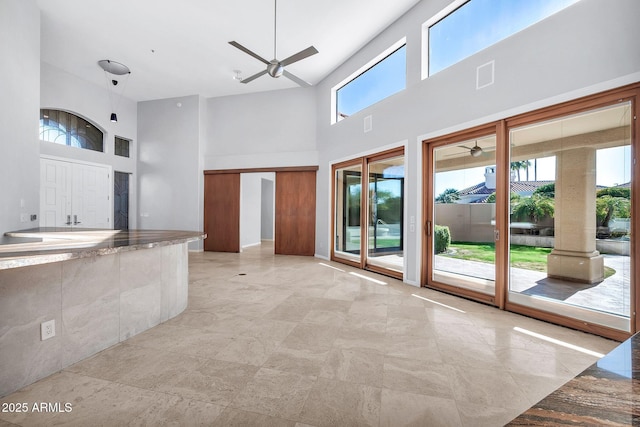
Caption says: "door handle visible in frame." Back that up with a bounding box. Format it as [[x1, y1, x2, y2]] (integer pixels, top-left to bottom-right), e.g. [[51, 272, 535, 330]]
[[73, 215, 81, 225], [65, 215, 72, 225]]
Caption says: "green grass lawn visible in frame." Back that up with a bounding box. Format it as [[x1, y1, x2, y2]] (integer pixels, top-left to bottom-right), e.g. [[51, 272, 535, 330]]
[[443, 241, 615, 277], [369, 237, 401, 248]]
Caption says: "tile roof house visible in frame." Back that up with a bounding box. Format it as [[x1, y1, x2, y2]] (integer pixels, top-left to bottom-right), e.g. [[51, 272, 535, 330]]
[[455, 167, 555, 203]]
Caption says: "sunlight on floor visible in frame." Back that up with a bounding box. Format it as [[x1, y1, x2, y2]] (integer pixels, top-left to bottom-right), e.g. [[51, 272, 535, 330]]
[[411, 294, 466, 313], [514, 326, 605, 357], [349, 272, 387, 285], [318, 262, 345, 272]]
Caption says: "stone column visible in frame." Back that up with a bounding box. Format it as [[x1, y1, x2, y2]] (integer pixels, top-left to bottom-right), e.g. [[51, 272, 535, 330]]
[[547, 147, 604, 283]]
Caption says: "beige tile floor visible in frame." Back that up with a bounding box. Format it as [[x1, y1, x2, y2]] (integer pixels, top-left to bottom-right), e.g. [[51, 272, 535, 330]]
[[0, 243, 619, 426]]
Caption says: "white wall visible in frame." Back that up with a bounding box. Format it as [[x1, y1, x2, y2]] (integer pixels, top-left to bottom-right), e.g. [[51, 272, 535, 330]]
[[313, 0, 640, 284], [137, 95, 204, 249], [240, 172, 274, 248], [0, 0, 40, 234], [40, 62, 138, 228], [204, 87, 318, 170], [7, 0, 636, 285], [261, 177, 274, 240]]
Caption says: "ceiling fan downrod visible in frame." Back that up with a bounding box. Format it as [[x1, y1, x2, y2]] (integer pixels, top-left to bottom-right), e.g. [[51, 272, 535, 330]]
[[227, 0, 318, 87]]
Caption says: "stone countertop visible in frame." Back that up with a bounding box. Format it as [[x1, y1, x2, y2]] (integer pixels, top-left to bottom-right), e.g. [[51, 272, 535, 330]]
[[0, 228, 206, 270], [507, 332, 640, 425]]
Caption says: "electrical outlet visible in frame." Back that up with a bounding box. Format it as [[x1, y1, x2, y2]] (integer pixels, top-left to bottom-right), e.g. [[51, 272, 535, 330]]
[[41, 319, 55, 341]]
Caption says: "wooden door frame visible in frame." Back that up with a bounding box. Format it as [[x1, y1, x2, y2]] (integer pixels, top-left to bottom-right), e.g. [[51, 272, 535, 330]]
[[330, 158, 366, 270], [421, 82, 640, 341], [204, 166, 318, 175], [203, 166, 319, 254], [502, 84, 640, 341], [329, 146, 405, 280], [422, 122, 503, 307]]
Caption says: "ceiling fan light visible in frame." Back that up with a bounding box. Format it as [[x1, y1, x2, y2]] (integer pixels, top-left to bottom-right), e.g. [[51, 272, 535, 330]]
[[470, 146, 482, 157]]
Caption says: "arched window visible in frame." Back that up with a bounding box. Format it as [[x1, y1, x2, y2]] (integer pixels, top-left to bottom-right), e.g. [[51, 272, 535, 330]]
[[40, 109, 104, 152]]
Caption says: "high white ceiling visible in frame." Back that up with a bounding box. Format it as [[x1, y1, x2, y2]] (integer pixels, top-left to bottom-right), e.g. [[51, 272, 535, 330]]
[[36, 0, 420, 102]]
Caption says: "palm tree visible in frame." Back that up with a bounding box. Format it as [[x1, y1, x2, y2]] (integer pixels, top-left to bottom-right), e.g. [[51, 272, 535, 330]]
[[510, 160, 531, 181], [512, 195, 554, 223], [533, 183, 555, 198], [435, 188, 460, 203], [486, 191, 521, 204], [596, 195, 630, 227]]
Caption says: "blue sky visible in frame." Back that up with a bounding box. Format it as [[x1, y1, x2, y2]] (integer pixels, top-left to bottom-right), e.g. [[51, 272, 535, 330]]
[[337, 0, 629, 199], [429, 0, 580, 75], [337, 45, 406, 118], [337, 0, 580, 118]]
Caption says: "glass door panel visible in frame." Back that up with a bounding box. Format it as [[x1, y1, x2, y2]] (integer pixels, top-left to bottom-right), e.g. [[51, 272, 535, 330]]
[[366, 156, 404, 273], [432, 135, 497, 295], [334, 164, 363, 264], [114, 171, 130, 230], [508, 102, 632, 332]]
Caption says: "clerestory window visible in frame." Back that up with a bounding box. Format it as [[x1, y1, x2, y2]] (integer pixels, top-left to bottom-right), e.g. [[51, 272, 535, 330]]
[[425, 0, 580, 77], [333, 39, 406, 124]]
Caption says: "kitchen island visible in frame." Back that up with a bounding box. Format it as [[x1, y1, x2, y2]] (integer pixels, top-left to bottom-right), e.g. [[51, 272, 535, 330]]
[[508, 332, 639, 425], [0, 228, 205, 397]]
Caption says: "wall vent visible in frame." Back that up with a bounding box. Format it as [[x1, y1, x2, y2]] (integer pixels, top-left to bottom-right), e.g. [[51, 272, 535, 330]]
[[364, 115, 373, 133], [476, 60, 495, 90]]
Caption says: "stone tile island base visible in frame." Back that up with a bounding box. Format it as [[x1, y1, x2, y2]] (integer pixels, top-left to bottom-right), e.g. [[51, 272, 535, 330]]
[[0, 229, 204, 397]]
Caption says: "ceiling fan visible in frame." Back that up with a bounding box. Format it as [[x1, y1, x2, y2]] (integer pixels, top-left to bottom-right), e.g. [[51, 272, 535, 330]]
[[443, 140, 498, 158], [460, 141, 483, 157], [228, 0, 318, 87]]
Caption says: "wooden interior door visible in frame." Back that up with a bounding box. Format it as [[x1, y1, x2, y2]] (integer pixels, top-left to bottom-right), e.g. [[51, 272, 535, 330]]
[[275, 170, 316, 255], [204, 173, 240, 252]]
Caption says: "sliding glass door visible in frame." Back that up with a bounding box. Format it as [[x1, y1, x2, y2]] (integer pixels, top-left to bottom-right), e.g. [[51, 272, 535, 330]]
[[366, 155, 404, 274], [429, 134, 498, 301], [507, 102, 633, 332], [332, 148, 405, 278], [423, 85, 638, 339], [334, 162, 363, 265]]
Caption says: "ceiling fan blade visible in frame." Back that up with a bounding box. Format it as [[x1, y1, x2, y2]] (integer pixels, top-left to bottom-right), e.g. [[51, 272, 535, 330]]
[[280, 46, 318, 67], [229, 41, 270, 65], [240, 69, 268, 84], [283, 70, 312, 87]]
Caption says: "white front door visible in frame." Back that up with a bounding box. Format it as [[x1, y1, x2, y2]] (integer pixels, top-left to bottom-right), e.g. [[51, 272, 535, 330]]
[[41, 158, 70, 227], [40, 158, 111, 228]]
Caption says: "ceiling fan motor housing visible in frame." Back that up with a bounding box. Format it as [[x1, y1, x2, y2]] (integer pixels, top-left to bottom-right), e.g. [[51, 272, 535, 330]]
[[268, 60, 284, 78]]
